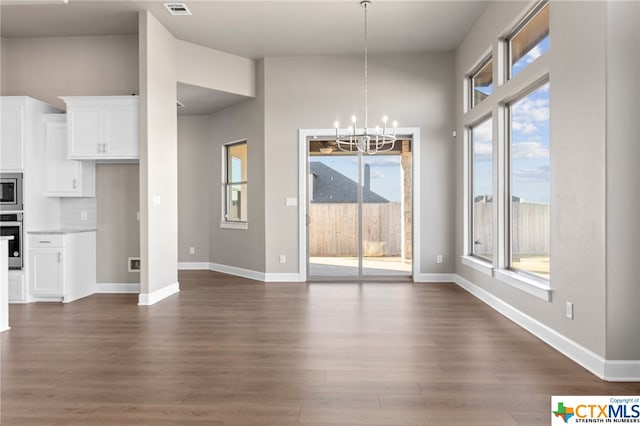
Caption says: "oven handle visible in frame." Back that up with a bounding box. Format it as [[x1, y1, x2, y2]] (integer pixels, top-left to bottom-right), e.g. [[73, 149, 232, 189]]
[[0, 222, 22, 227]]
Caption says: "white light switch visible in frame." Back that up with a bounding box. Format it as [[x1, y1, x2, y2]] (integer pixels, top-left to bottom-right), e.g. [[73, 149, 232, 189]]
[[152, 195, 161, 206], [80, 211, 88, 221], [285, 197, 298, 207]]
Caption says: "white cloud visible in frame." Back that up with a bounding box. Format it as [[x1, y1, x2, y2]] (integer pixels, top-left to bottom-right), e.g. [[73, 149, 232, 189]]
[[473, 141, 492, 160], [369, 168, 385, 179], [513, 165, 549, 183], [512, 141, 549, 159], [524, 45, 542, 64], [472, 120, 492, 144], [512, 121, 538, 135]]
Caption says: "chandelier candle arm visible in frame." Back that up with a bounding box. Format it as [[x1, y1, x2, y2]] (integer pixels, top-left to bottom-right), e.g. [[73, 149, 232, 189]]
[[333, 0, 397, 155]]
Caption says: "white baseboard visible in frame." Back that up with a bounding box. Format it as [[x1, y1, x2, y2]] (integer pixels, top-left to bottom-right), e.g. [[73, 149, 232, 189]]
[[180, 262, 305, 283], [603, 360, 640, 382], [178, 262, 210, 270], [453, 274, 640, 382], [413, 273, 456, 283], [138, 282, 180, 306], [96, 283, 140, 294], [209, 262, 265, 281], [264, 273, 305, 282]]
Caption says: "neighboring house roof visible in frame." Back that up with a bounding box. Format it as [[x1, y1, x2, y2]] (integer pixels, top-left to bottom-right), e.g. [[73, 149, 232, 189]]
[[310, 162, 389, 203]]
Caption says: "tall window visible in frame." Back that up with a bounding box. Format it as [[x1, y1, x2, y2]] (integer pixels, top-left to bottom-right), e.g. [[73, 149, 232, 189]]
[[509, 82, 550, 279], [508, 1, 549, 79], [471, 118, 493, 261], [224, 141, 247, 222]]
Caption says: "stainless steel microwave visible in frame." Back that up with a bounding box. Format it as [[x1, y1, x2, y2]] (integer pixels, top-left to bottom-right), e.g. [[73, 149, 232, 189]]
[[0, 173, 23, 211]]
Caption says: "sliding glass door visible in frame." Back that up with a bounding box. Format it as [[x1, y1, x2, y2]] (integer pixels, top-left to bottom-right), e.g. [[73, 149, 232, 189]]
[[307, 138, 412, 280]]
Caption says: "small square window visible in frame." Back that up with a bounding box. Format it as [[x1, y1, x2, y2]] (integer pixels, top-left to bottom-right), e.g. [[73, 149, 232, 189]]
[[470, 57, 493, 108], [509, 1, 549, 79]]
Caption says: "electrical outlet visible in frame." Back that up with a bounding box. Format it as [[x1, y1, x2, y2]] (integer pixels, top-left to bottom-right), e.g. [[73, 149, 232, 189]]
[[436, 255, 443, 264], [279, 254, 286, 264], [566, 302, 574, 319], [80, 211, 88, 221], [189, 247, 195, 255]]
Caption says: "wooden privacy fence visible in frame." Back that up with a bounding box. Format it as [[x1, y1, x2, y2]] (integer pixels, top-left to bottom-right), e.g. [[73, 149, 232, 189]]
[[309, 203, 402, 257], [474, 201, 550, 257]]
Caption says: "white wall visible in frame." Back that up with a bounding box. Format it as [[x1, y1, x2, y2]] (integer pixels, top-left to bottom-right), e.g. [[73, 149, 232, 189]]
[[178, 115, 211, 264], [263, 53, 455, 275], [455, 1, 639, 364], [138, 11, 178, 299], [208, 60, 266, 272]]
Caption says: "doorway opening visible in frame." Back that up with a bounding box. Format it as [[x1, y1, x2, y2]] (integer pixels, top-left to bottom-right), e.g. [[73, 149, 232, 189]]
[[305, 135, 414, 280]]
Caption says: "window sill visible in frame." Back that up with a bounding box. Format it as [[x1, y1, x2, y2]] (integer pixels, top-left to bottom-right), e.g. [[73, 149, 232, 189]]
[[219, 221, 248, 230], [494, 269, 551, 302], [461, 255, 494, 276]]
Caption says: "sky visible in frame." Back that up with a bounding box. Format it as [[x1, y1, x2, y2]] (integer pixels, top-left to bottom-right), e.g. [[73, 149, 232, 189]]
[[473, 36, 550, 205]]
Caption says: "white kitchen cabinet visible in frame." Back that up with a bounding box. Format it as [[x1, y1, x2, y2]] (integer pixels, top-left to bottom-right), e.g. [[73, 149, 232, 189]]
[[28, 231, 96, 303], [60, 96, 139, 161], [43, 114, 95, 197], [8, 270, 26, 303]]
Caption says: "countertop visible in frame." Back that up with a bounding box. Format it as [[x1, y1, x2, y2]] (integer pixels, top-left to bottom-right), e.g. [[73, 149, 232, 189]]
[[27, 229, 96, 235]]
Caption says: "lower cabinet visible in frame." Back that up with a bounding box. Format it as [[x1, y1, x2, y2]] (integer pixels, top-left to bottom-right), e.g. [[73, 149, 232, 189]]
[[28, 232, 96, 303]]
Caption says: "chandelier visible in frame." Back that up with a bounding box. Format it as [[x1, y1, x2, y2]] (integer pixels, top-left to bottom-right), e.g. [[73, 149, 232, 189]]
[[334, 0, 397, 155]]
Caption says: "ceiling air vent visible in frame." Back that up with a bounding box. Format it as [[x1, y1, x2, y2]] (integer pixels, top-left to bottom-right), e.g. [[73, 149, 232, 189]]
[[164, 3, 192, 16]]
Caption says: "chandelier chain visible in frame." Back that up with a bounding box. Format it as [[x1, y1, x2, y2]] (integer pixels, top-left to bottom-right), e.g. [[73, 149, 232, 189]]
[[364, 1, 368, 131], [333, 0, 397, 155]]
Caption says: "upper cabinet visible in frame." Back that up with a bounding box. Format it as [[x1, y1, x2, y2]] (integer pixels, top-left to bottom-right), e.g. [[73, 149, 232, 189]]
[[43, 114, 95, 197], [59, 96, 139, 161], [1, 98, 25, 171]]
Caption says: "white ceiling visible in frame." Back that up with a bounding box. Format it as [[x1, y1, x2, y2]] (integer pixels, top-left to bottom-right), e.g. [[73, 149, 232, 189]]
[[1, 0, 489, 115]]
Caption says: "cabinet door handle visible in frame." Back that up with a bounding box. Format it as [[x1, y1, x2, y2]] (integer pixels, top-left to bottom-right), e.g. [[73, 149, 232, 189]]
[[72, 179, 77, 189], [57, 252, 62, 263], [38, 240, 51, 244], [97, 143, 102, 153], [103, 143, 108, 153]]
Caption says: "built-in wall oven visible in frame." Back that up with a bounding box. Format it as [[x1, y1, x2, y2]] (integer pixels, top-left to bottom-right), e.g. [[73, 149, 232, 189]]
[[0, 212, 23, 269], [0, 173, 23, 211]]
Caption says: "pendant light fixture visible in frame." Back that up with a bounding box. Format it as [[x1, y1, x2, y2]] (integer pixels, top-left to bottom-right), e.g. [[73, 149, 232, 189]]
[[334, 0, 397, 154]]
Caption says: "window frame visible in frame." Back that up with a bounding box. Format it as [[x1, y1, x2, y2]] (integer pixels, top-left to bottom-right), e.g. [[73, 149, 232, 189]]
[[506, 79, 550, 283], [220, 139, 248, 230], [469, 115, 495, 264], [506, 0, 549, 81], [468, 54, 494, 110], [461, 0, 551, 300]]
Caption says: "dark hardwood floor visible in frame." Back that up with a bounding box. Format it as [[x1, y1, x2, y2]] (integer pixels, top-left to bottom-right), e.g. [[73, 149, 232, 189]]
[[2, 271, 638, 425]]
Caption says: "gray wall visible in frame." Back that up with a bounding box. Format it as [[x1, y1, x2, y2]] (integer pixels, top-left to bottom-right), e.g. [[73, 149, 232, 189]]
[[605, 1, 640, 360], [1, 34, 139, 284], [178, 115, 211, 263], [96, 164, 140, 284], [1, 35, 138, 110], [208, 60, 266, 272], [262, 53, 455, 274], [138, 11, 178, 295], [455, 1, 639, 360]]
